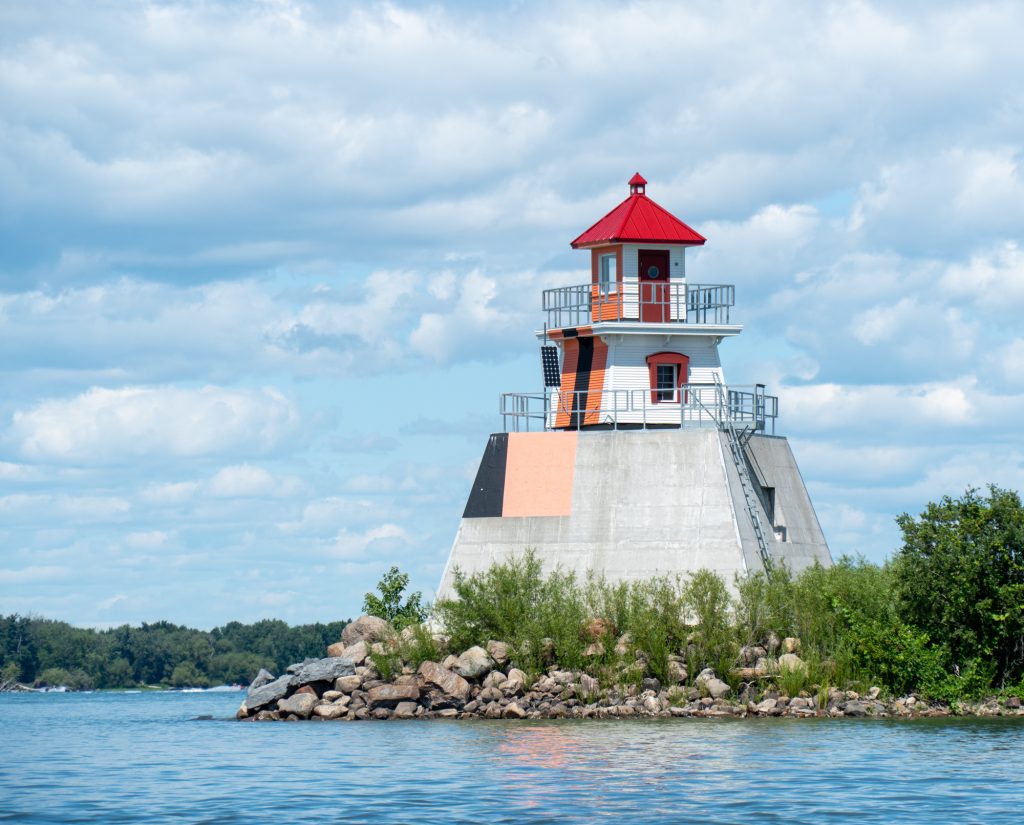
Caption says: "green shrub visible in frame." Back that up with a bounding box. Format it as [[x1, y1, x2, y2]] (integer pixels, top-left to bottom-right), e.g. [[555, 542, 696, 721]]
[[894, 486, 1024, 689]]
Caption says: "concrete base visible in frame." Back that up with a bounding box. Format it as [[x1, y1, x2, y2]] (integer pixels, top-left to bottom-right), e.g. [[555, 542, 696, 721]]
[[437, 429, 831, 600]]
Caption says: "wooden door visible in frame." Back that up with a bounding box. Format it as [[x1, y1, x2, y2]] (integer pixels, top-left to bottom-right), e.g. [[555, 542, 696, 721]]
[[638, 250, 670, 322]]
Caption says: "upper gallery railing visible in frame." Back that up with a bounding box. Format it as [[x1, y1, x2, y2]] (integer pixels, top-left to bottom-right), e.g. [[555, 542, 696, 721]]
[[500, 383, 777, 434], [542, 282, 735, 329]]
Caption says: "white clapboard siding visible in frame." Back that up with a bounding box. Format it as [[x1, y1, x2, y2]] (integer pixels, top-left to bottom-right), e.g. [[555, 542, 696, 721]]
[[596, 333, 723, 425], [620, 244, 687, 321]]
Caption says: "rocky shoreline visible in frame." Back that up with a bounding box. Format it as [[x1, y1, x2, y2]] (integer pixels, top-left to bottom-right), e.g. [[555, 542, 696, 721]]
[[237, 615, 1024, 723]]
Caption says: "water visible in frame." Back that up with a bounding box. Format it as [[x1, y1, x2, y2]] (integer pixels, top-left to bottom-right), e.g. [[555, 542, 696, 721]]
[[3, 692, 1024, 824]]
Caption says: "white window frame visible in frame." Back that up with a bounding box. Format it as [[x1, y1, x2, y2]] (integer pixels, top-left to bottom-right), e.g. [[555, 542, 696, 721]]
[[598, 253, 617, 295], [655, 363, 678, 403]]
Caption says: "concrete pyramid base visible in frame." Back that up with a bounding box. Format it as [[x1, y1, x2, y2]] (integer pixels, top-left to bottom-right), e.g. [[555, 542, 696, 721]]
[[437, 429, 831, 600]]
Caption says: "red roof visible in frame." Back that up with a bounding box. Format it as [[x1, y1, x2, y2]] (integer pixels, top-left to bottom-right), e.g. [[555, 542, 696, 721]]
[[571, 174, 706, 248]]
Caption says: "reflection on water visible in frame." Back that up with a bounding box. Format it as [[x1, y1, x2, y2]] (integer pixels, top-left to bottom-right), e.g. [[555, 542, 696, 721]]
[[3, 693, 1024, 824]]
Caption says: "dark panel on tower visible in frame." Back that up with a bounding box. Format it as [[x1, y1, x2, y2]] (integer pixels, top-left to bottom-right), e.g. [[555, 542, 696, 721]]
[[541, 346, 561, 388], [462, 433, 509, 518]]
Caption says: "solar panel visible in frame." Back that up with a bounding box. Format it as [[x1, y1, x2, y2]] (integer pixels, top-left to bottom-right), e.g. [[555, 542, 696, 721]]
[[541, 346, 561, 387]]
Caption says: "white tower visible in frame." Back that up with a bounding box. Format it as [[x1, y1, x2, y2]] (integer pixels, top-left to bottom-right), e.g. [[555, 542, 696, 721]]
[[438, 175, 830, 598]]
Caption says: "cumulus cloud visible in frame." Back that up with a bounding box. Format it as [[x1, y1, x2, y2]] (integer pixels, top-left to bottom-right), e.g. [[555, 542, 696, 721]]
[[3, 0, 1024, 625], [8, 385, 298, 462]]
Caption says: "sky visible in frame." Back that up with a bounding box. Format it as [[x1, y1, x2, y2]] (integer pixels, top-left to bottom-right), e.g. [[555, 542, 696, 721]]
[[2, 0, 1024, 629]]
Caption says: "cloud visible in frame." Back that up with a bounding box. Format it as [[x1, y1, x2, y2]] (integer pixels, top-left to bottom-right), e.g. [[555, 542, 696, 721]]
[[206, 464, 305, 498], [8, 385, 298, 462], [324, 524, 412, 560], [0, 565, 72, 584]]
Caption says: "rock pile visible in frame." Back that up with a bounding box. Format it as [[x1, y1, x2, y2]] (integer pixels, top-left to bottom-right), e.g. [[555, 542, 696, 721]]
[[235, 618, 1024, 722]]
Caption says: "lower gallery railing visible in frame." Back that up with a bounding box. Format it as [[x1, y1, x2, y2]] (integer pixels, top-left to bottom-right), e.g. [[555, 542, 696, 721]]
[[500, 384, 778, 434]]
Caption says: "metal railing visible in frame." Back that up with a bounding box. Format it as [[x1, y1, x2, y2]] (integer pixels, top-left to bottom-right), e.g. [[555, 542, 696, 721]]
[[542, 282, 735, 329], [500, 383, 777, 434]]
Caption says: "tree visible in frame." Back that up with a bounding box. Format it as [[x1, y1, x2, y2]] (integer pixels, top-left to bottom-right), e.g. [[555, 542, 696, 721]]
[[894, 486, 1024, 688], [363, 566, 428, 630]]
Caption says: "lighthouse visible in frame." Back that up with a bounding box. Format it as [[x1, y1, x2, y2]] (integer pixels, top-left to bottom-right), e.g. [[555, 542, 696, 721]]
[[437, 175, 831, 598]]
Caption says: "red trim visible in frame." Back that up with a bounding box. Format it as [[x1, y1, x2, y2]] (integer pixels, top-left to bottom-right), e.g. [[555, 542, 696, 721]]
[[646, 352, 689, 404]]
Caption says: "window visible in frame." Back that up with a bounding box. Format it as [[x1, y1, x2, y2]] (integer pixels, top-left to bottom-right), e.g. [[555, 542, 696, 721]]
[[646, 351, 689, 405], [656, 364, 677, 402], [599, 253, 617, 295]]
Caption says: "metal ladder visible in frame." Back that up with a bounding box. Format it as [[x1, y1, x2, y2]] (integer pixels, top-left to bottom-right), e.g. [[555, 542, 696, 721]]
[[716, 384, 774, 576]]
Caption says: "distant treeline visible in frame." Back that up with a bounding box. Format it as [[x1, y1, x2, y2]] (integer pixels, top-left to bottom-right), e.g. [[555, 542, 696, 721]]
[[0, 616, 349, 689]]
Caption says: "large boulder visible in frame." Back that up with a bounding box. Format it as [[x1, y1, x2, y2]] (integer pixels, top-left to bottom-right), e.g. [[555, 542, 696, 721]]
[[327, 642, 346, 658], [419, 661, 471, 701], [778, 653, 807, 675], [245, 674, 294, 710], [248, 668, 275, 691], [486, 640, 510, 666], [291, 657, 356, 686], [343, 641, 369, 666], [313, 703, 348, 720], [453, 646, 493, 680], [696, 668, 731, 700], [278, 693, 318, 718], [342, 615, 394, 646], [367, 684, 421, 708]]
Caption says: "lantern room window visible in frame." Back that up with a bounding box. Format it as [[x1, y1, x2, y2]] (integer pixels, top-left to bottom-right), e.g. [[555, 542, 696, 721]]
[[599, 253, 617, 295]]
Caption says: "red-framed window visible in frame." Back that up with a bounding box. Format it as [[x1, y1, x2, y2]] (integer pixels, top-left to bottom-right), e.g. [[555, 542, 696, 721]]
[[646, 352, 689, 404]]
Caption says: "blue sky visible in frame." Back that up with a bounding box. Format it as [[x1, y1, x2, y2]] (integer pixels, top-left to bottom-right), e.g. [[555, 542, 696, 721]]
[[2, 0, 1024, 629]]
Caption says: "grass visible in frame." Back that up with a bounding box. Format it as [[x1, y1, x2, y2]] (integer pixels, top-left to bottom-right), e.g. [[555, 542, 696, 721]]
[[428, 550, 1002, 702]]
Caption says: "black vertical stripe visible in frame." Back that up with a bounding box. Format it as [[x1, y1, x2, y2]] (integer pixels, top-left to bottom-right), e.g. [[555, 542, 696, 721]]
[[569, 337, 594, 429], [462, 433, 508, 517]]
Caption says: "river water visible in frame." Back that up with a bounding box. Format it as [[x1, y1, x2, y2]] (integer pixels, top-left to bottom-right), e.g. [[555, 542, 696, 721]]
[[2, 691, 1023, 823]]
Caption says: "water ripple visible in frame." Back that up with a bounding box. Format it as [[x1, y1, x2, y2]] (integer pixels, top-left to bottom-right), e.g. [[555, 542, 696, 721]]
[[3, 693, 1024, 824]]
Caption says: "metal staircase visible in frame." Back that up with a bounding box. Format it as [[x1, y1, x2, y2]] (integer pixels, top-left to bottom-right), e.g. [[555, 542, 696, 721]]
[[715, 382, 774, 576]]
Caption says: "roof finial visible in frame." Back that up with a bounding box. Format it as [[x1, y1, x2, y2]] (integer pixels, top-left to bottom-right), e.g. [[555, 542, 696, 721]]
[[628, 172, 647, 195]]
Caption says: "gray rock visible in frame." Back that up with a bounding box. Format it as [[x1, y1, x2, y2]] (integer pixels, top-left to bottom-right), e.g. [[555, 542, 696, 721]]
[[667, 661, 687, 684], [367, 684, 420, 708], [291, 657, 356, 686], [482, 671, 507, 689], [248, 668, 275, 691], [334, 675, 362, 693], [503, 702, 527, 719], [642, 677, 661, 693], [703, 678, 732, 700], [246, 674, 294, 710], [755, 697, 778, 714], [844, 700, 868, 717], [278, 693, 318, 718], [486, 640, 510, 666], [342, 640, 368, 666], [419, 661, 471, 701], [286, 658, 316, 674], [393, 701, 418, 719], [342, 615, 394, 646], [778, 653, 807, 675], [454, 646, 493, 680], [313, 703, 348, 720]]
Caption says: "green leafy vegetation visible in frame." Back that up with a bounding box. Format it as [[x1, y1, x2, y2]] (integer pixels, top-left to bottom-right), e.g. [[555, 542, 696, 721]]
[[0, 616, 349, 689], [434, 486, 1024, 701], [363, 566, 429, 631]]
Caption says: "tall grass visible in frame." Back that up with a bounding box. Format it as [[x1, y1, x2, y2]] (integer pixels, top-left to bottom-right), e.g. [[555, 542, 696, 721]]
[[433, 551, 989, 700]]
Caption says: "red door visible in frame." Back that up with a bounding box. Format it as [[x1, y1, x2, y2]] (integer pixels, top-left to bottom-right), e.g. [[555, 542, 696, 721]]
[[638, 250, 670, 322]]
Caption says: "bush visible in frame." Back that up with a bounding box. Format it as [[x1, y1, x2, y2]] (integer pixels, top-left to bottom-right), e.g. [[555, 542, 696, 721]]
[[894, 486, 1024, 688], [363, 567, 428, 631]]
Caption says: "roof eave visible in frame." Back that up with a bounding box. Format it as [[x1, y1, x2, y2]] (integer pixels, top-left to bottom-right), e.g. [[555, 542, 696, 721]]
[[570, 237, 707, 249]]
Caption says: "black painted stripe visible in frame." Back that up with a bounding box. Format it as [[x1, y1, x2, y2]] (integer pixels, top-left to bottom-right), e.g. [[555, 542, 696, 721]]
[[569, 337, 594, 429], [462, 433, 508, 518]]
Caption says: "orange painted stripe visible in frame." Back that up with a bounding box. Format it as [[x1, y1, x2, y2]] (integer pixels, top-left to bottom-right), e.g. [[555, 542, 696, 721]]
[[501, 432, 577, 517]]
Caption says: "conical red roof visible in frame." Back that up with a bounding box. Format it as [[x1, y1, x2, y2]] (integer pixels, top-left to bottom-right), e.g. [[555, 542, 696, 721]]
[[571, 175, 706, 248]]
